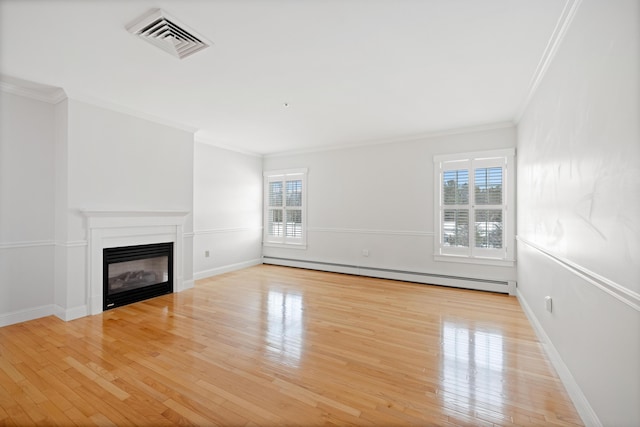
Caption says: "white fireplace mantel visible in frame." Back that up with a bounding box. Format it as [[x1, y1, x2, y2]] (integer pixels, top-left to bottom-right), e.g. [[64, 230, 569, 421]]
[[83, 210, 190, 315]]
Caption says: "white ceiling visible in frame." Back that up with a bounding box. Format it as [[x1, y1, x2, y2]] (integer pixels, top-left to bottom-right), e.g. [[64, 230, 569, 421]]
[[0, 0, 566, 155]]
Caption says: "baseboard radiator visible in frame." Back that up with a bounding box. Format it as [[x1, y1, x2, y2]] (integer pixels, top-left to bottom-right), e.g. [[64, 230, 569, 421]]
[[262, 256, 516, 295]]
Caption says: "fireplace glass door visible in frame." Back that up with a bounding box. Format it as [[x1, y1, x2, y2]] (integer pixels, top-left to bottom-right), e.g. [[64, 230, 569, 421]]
[[103, 242, 173, 310], [107, 256, 169, 294]]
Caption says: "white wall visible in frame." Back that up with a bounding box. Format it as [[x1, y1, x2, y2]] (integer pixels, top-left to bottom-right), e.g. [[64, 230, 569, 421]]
[[0, 91, 56, 325], [263, 126, 517, 289], [54, 99, 70, 321], [193, 142, 263, 278], [1, 88, 265, 324], [517, 0, 639, 425], [55, 99, 195, 318]]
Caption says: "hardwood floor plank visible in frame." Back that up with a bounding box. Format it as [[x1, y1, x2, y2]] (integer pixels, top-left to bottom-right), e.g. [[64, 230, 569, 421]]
[[63, 356, 130, 401], [3, 403, 35, 427], [273, 377, 362, 418], [197, 378, 281, 422], [33, 399, 75, 426], [162, 398, 222, 426], [89, 412, 119, 427], [0, 265, 582, 426], [0, 357, 25, 385]]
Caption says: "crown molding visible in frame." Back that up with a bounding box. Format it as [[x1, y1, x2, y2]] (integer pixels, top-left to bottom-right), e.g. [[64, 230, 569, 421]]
[[514, 0, 583, 123], [194, 134, 263, 158], [1, 77, 199, 134], [264, 121, 515, 158], [0, 80, 67, 104], [65, 91, 199, 134]]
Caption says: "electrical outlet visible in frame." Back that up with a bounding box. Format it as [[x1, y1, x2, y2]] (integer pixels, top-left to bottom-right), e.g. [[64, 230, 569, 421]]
[[362, 249, 369, 257], [205, 250, 210, 257], [545, 296, 552, 313]]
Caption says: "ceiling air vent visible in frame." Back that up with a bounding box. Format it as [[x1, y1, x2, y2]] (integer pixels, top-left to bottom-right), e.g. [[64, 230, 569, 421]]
[[126, 9, 211, 59]]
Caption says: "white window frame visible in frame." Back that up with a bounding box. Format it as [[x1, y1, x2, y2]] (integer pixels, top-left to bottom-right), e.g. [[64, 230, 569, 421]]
[[263, 168, 308, 249], [433, 149, 515, 267]]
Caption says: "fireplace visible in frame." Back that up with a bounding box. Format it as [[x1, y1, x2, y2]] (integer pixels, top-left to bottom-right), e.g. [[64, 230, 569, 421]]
[[103, 242, 173, 310]]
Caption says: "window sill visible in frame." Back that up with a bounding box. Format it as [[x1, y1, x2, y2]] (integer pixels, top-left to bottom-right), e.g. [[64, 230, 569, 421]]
[[434, 255, 515, 267]]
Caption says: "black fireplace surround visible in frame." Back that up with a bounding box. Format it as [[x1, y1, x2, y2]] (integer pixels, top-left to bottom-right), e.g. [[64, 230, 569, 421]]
[[103, 242, 173, 310]]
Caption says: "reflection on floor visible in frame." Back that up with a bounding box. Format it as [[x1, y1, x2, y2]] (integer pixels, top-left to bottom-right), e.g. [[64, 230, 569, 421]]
[[0, 265, 582, 426]]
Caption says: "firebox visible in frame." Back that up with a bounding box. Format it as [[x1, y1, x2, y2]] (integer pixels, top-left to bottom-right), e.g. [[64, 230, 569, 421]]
[[103, 242, 173, 310]]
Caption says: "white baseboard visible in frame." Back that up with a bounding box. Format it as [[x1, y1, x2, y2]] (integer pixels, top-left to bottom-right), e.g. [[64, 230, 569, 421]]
[[193, 258, 263, 280], [516, 290, 602, 427], [180, 279, 195, 291], [262, 256, 512, 294], [54, 304, 88, 322], [265, 257, 359, 276], [0, 304, 55, 327]]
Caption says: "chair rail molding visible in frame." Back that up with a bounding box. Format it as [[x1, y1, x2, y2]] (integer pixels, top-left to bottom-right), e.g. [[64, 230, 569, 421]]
[[517, 236, 639, 312]]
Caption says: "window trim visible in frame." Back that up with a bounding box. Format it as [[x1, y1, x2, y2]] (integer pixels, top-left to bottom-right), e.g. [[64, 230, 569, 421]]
[[433, 149, 515, 267], [263, 168, 308, 249]]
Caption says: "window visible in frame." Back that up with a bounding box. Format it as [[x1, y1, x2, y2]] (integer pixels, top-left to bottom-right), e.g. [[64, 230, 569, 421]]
[[434, 149, 514, 266], [264, 169, 308, 248]]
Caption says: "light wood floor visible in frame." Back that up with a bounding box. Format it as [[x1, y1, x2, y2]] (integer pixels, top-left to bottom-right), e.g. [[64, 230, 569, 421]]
[[0, 265, 582, 426]]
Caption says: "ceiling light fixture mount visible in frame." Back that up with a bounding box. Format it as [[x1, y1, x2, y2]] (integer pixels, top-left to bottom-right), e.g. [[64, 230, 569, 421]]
[[126, 8, 211, 59]]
